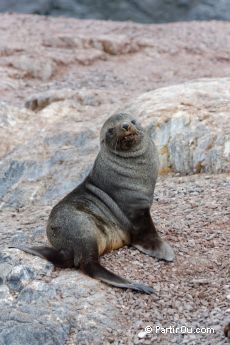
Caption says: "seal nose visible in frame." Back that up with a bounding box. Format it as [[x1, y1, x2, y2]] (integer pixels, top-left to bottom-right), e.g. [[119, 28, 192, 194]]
[[122, 123, 129, 131]]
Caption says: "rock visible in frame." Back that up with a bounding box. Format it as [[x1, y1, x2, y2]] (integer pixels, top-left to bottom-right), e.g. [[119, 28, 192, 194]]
[[8, 55, 56, 81], [0, 100, 99, 209], [25, 89, 75, 111], [137, 330, 148, 338], [25, 88, 106, 111], [0, 102, 35, 157], [0, 249, 120, 345], [6, 265, 35, 292], [95, 35, 141, 55], [125, 78, 230, 174], [1, 14, 230, 111], [1, 0, 230, 23], [0, 78, 230, 209]]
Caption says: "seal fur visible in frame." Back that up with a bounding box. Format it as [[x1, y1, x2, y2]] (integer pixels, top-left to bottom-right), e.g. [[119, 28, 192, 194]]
[[11, 112, 175, 294]]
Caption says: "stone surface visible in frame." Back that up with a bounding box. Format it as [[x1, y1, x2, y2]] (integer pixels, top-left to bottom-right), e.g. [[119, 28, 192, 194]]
[[1, 0, 230, 23], [0, 249, 119, 345], [1, 14, 230, 110], [0, 14, 229, 345], [1, 78, 229, 210], [125, 78, 230, 174]]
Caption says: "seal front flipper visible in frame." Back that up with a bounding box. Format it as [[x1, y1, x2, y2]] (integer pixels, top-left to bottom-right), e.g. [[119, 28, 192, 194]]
[[9, 245, 74, 268], [134, 240, 175, 262], [224, 322, 230, 338], [130, 209, 175, 262], [132, 230, 175, 262], [82, 261, 154, 294]]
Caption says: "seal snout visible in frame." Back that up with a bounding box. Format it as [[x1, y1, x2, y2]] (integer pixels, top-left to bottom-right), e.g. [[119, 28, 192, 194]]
[[121, 121, 138, 139], [121, 120, 138, 134], [122, 123, 130, 131]]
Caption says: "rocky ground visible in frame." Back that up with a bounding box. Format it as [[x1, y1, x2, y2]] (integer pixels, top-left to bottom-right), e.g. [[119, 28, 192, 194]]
[[0, 14, 229, 345], [103, 173, 230, 344]]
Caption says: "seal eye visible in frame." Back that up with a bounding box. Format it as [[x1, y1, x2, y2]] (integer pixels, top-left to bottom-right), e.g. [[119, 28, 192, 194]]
[[131, 120, 136, 125], [108, 127, 114, 135]]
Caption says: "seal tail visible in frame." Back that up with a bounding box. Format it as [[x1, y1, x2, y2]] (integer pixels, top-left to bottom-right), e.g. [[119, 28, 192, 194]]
[[9, 245, 74, 268], [81, 261, 155, 294]]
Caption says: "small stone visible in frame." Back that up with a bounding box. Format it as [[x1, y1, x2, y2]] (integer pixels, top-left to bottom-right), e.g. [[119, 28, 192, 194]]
[[137, 330, 148, 339]]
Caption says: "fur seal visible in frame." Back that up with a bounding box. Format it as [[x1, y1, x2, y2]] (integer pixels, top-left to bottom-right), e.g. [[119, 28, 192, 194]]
[[12, 112, 175, 294], [224, 322, 230, 338]]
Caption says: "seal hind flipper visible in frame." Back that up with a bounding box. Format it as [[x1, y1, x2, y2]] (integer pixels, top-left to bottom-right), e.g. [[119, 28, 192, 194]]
[[82, 261, 154, 294], [10, 246, 154, 294], [9, 245, 74, 268]]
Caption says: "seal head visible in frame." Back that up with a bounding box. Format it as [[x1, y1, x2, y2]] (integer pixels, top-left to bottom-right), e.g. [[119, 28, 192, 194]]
[[100, 112, 144, 152]]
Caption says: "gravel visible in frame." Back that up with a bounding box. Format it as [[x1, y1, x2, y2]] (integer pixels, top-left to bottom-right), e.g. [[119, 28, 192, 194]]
[[100, 173, 230, 344]]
